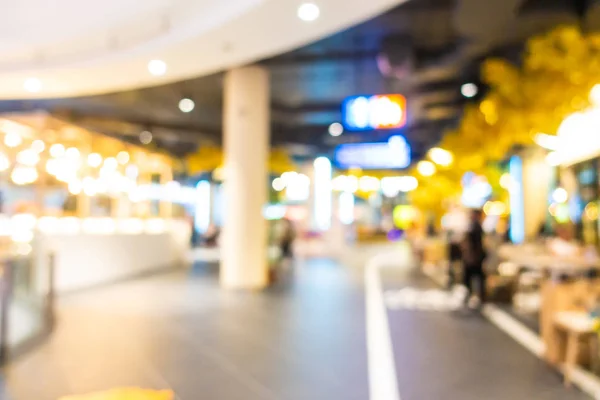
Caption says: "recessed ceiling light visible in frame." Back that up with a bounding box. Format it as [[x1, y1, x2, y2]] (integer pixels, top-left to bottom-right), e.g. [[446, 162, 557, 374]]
[[24, 78, 42, 93], [179, 98, 195, 113], [140, 130, 153, 145], [148, 60, 167, 76], [4, 132, 22, 148], [461, 83, 478, 98], [328, 122, 343, 137], [298, 3, 320, 22]]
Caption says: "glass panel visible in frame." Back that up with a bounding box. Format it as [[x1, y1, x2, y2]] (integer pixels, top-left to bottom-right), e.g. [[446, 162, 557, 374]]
[[7, 246, 51, 351]]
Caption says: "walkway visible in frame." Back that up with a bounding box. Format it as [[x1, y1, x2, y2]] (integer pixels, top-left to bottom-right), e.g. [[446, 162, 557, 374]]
[[0, 244, 591, 399], [381, 265, 588, 400], [2, 258, 370, 400]]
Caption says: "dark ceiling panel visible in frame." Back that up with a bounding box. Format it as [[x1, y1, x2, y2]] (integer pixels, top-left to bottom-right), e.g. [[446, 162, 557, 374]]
[[0, 0, 588, 159]]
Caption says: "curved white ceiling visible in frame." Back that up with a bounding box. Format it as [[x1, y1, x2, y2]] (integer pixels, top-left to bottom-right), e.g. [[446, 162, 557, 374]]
[[0, 0, 409, 99]]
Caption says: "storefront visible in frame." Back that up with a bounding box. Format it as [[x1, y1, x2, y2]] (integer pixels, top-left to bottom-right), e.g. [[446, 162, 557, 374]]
[[0, 112, 191, 292]]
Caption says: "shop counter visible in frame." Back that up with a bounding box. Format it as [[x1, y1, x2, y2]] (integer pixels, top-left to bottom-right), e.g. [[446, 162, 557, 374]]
[[31, 218, 191, 293]]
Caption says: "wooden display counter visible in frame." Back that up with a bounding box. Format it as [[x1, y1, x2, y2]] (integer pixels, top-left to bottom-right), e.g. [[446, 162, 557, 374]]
[[541, 277, 600, 367]]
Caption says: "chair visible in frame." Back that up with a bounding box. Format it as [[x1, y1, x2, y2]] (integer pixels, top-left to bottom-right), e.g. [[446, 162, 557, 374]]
[[553, 311, 598, 387]]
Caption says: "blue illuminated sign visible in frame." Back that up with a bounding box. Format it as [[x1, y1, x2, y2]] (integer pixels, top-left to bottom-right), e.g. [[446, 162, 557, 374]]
[[342, 94, 407, 131], [334, 136, 411, 170], [509, 156, 525, 244]]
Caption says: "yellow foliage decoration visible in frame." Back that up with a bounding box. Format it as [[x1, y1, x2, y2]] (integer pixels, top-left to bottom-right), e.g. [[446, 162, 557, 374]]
[[410, 25, 599, 215], [186, 146, 297, 176]]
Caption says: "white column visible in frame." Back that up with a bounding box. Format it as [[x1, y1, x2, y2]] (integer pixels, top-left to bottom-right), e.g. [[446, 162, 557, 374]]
[[302, 163, 316, 232], [221, 66, 269, 289], [313, 157, 332, 231]]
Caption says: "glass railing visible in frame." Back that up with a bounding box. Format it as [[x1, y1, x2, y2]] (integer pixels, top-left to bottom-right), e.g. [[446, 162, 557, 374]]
[[0, 247, 54, 361]]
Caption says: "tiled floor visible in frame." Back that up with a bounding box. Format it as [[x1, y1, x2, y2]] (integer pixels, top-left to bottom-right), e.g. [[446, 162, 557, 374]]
[[0, 243, 592, 399], [2, 258, 370, 400], [382, 266, 589, 400]]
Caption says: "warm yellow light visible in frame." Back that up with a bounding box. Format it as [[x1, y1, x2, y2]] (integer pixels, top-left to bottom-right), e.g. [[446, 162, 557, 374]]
[[146, 218, 166, 234], [11, 166, 38, 185], [15, 243, 33, 255], [37, 217, 59, 234], [393, 205, 416, 229], [103, 157, 118, 170], [118, 218, 145, 234], [585, 203, 599, 221], [483, 201, 507, 216], [332, 175, 347, 192], [82, 218, 116, 235], [68, 180, 82, 195], [111, 173, 132, 193], [128, 187, 144, 203], [117, 151, 130, 165], [333, 175, 359, 193], [591, 84, 600, 106], [534, 133, 559, 151], [87, 153, 102, 168], [65, 147, 80, 159], [212, 167, 224, 181], [552, 187, 568, 203], [382, 176, 418, 195], [399, 176, 418, 192], [11, 230, 34, 244], [359, 176, 380, 192], [56, 169, 77, 183], [32, 140, 45, 153], [499, 173, 512, 189], [126, 165, 139, 179], [0, 153, 10, 172], [428, 147, 453, 167], [50, 144, 65, 158], [12, 213, 37, 230], [16, 149, 39, 166], [272, 177, 285, 192], [281, 171, 298, 184], [83, 177, 97, 196], [95, 179, 108, 194], [147, 60, 167, 77], [23, 77, 42, 93], [45, 159, 59, 175], [483, 201, 492, 215], [4, 132, 22, 148], [417, 160, 436, 176], [346, 176, 359, 193], [498, 262, 519, 276], [546, 152, 561, 166]]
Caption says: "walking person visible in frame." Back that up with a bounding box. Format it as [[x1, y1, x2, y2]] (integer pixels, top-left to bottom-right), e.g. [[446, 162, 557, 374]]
[[446, 229, 462, 289], [279, 218, 296, 267], [461, 209, 487, 307]]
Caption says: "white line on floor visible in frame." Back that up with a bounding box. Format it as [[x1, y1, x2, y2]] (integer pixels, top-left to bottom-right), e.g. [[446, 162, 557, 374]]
[[481, 304, 545, 357], [365, 251, 403, 400], [422, 265, 600, 398], [482, 304, 600, 399]]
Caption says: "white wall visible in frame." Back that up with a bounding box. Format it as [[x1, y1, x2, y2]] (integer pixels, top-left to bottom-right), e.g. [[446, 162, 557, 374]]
[[36, 220, 190, 293]]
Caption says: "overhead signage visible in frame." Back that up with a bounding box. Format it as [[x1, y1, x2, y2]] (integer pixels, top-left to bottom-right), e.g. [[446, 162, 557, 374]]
[[334, 136, 411, 170], [342, 94, 407, 131]]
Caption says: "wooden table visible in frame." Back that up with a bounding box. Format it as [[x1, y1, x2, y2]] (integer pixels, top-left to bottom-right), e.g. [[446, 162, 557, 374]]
[[497, 244, 599, 274]]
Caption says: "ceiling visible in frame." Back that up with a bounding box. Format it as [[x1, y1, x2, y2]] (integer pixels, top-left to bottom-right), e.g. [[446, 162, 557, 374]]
[[2, 0, 600, 162], [0, 0, 407, 98]]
